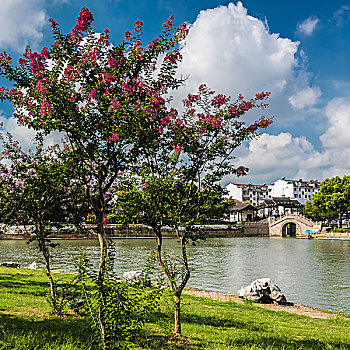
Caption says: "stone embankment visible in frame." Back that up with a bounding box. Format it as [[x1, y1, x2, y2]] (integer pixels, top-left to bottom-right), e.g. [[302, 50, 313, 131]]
[[306, 232, 350, 240], [0, 222, 270, 239]]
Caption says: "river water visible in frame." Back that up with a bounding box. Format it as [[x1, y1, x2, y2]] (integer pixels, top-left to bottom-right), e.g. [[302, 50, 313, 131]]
[[1, 237, 350, 313]]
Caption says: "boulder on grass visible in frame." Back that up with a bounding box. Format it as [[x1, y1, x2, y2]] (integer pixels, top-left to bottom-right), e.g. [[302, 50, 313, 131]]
[[28, 261, 37, 270], [123, 271, 151, 287], [0, 262, 20, 268], [237, 278, 287, 304]]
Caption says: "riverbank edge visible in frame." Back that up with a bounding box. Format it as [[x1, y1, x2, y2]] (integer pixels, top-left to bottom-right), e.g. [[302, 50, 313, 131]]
[[0, 265, 346, 320], [4, 233, 350, 241], [297, 234, 350, 241], [183, 288, 349, 319], [0, 231, 267, 240]]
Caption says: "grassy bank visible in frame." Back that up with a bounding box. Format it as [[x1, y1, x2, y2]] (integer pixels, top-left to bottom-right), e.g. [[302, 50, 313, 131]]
[[1, 267, 350, 349]]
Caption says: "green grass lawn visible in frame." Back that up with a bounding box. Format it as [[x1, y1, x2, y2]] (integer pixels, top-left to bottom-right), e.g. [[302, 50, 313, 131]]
[[1, 267, 350, 349]]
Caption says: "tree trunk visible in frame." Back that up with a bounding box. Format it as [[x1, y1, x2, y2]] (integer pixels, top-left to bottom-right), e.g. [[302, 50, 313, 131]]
[[339, 212, 342, 228], [38, 237, 57, 312], [174, 292, 181, 335], [97, 214, 108, 278], [155, 231, 175, 288], [96, 210, 107, 347], [172, 234, 191, 335]]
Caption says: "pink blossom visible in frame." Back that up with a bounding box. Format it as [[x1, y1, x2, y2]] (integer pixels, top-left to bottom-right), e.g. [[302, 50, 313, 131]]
[[234, 166, 249, 177], [134, 20, 143, 28], [73, 7, 94, 36], [175, 23, 188, 36], [48, 18, 58, 28], [18, 58, 26, 66], [211, 94, 230, 108], [255, 91, 271, 100], [163, 15, 175, 29], [124, 31, 132, 40], [174, 145, 182, 155], [88, 89, 96, 99], [103, 216, 108, 224], [164, 49, 181, 64], [40, 101, 52, 117]]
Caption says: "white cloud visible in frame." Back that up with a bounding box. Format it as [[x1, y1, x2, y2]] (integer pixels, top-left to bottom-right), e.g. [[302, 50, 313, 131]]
[[177, 2, 299, 100], [296, 16, 319, 36], [224, 133, 325, 185], [0, 115, 37, 147], [226, 97, 350, 185], [320, 98, 350, 151], [289, 86, 322, 109], [0, 114, 63, 149], [173, 1, 322, 132], [172, 2, 341, 185], [0, 0, 46, 51]]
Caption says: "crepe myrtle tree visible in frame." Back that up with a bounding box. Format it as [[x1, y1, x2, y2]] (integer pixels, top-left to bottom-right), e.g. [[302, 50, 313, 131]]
[[113, 85, 273, 335], [0, 134, 87, 313], [0, 7, 188, 276]]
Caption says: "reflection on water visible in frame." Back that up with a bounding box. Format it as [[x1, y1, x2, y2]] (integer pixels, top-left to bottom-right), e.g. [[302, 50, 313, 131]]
[[1, 237, 350, 313]]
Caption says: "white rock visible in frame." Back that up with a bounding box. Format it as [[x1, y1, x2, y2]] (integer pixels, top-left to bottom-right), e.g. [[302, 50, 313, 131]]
[[28, 261, 37, 270], [238, 278, 287, 304], [123, 271, 151, 287]]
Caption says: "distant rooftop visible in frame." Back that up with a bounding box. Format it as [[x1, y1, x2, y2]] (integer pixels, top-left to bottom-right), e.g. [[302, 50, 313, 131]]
[[257, 197, 303, 209], [279, 178, 321, 185]]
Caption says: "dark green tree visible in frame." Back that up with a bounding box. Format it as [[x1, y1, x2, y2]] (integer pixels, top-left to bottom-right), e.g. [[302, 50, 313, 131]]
[[304, 175, 350, 227]]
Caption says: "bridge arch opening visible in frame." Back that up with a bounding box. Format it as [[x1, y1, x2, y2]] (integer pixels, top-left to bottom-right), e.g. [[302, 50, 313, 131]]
[[282, 222, 298, 237]]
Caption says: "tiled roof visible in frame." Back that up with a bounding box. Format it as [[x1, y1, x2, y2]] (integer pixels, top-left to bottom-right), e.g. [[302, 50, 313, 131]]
[[257, 197, 303, 209], [233, 203, 258, 211]]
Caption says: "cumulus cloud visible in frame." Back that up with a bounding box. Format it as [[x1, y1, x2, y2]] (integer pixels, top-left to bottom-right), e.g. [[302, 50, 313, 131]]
[[224, 133, 325, 185], [177, 2, 299, 100], [225, 97, 350, 185], [0, 114, 63, 149], [289, 86, 322, 109], [0, 115, 37, 147], [0, 0, 46, 51], [171, 2, 343, 185], [173, 1, 323, 132], [296, 16, 319, 36], [320, 98, 350, 151]]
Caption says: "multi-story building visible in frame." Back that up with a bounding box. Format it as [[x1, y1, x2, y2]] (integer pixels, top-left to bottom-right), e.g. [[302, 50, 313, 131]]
[[226, 183, 269, 206], [226, 178, 321, 207], [268, 178, 320, 205]]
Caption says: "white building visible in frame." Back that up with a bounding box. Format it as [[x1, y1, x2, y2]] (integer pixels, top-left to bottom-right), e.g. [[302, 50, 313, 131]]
[[268, 178, 320, 205], [226, 183, 269, 206]]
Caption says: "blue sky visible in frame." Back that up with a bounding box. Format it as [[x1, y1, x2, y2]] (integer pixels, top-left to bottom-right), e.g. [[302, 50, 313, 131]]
[[1, 0, 350, 185]]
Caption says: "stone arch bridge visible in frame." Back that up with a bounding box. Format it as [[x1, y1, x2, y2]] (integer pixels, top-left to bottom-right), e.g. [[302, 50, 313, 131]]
[[268, 214, 322, 237]]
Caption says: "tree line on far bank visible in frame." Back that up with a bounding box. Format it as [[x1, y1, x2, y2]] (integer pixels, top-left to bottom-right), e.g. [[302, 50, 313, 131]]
[[0, 7, 273, 349], [303, 175, 350, 228]]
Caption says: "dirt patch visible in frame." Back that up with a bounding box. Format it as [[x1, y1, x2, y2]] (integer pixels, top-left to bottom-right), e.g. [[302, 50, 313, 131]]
[[183, 288, 346, 319]]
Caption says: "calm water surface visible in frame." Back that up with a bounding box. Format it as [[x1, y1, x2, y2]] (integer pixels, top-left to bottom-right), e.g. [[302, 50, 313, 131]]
[[1, 237, 350, 313]]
